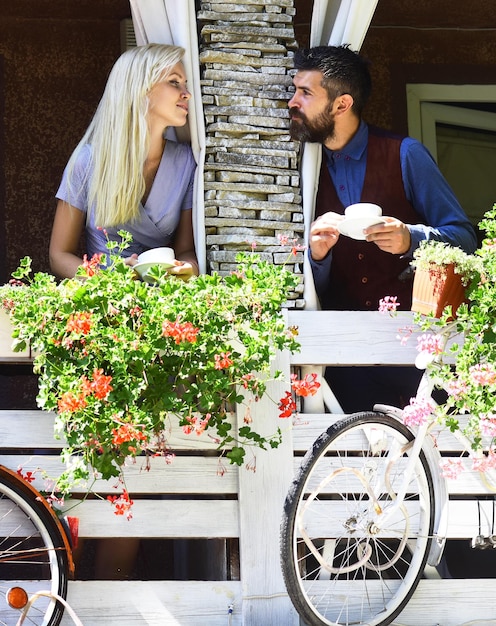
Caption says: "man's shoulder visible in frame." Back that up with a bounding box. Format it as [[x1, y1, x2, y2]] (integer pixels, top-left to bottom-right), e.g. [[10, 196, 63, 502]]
[[367, 124, 406, 143], [366, 125, 428, 158]]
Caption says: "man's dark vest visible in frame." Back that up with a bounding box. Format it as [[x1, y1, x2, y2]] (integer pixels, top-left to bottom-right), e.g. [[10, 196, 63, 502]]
[[315, 126, 425, 311]]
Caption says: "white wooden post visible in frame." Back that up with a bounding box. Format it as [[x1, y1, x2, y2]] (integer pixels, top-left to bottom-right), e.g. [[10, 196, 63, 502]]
[[236, 347, 299, 626]]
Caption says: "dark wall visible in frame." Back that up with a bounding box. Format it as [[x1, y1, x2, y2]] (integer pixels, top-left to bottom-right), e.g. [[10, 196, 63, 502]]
[[293, 0, 311, 48], [353, 1, 496, 134], [0, 0, 130, 407], [293, 1, 496, 134], [0, 0, 131, 283]]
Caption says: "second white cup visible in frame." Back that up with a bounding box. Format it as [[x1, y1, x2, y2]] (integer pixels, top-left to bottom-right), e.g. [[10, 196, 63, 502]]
[[344, 203, 382, 219]]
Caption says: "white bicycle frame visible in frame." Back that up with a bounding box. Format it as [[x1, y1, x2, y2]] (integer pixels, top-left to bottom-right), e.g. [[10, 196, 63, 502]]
[[373, 398, 449, 568], [371, 361, 450, 567], [372, 356, 496, 568]]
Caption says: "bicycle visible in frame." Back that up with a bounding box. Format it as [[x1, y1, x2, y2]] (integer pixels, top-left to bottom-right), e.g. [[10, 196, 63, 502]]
[[280, 355, 496, 626], [0, 463, 75, 626]]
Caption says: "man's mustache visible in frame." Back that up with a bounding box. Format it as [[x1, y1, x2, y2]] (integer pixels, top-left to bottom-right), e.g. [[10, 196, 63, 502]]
[[289, 107, 305, 120]]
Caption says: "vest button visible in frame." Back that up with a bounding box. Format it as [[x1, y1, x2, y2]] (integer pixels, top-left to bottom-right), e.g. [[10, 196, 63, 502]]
[[361, 277, 368, 284], [365, 300, 372, 307], [358, 253, 365, 260]]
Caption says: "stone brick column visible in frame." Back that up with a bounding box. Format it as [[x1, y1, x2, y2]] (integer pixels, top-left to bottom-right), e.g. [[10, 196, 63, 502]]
[[198, 0, 304, 308]]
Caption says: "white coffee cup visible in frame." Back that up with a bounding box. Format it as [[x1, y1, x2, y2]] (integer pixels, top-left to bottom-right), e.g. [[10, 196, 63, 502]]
[[137, 247, 175, 265], [344, 203, 382, 219]]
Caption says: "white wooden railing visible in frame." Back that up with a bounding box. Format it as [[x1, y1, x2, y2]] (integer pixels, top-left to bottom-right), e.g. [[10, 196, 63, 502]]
[[1, 310, 496, 625]]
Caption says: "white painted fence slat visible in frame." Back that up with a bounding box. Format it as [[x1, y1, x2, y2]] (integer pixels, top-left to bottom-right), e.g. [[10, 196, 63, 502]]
[[0, 454, 237, 494], [0, 410, 234, 450], [291, 413, 492, 454], [65, 499, 239, 538], [60, 581, 242, 626], [288, 310, 420, 365], [388, 579, 496, 625]]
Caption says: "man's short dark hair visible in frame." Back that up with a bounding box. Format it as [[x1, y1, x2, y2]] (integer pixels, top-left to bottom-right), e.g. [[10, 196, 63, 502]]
[[293, 45, 372, 116]]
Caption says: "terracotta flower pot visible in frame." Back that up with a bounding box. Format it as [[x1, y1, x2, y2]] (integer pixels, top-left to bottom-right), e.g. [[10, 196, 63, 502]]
[[411, 263, 467, 318]]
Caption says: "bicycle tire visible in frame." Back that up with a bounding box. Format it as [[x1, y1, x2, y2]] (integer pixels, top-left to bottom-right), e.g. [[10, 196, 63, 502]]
[[281, 411, 435, 626], [0, 465, 71, 626]]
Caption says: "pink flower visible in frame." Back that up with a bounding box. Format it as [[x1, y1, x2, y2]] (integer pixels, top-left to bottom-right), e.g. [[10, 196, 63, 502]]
[[112, 424, 148, 447], [90, 368, 113, 400], [292, 243, 305, 256], [214, 352, 233, 370], [397, 325, 414, 346], [107, 490, 134, 520], [82, 253, 103, 277], [241, 373, 256, 389], [57, 391, 88, 414], [66, 312, 92, 335], [480, 416, 496, 437], [416, 333, 444, 355], [278, 391, 296, 418], [378, 295, 400, 314], [162, 319, 199, 344], [469, 363, 496, 386], [182, 414, 211, 436], [243, 408, 252, 424], [402, 396, 434, 427], [472, 449, 496, 472], [445, 378, 468, 401], [290, 373, 320, 397], [17, 467, 36, 483], [440, 458, 464, 480], [277, 233, 305, 256]]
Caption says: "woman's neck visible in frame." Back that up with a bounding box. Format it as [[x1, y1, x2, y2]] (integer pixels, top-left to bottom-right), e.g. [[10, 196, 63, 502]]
[[142, 130, 166, 204], [147, 129, 167, 164]]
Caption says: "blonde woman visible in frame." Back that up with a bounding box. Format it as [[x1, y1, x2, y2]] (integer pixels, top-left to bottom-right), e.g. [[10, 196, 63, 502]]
[[50, 43, 198, 280]]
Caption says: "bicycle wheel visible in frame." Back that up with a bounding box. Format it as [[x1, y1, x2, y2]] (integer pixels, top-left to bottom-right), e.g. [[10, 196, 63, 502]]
[[0, 465, 71, 626], [281, 411, 435, 626]]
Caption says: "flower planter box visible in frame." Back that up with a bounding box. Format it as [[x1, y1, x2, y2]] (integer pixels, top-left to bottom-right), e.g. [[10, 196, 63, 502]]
[[411, 263, 467, 318], [0, 309, 31, 361]]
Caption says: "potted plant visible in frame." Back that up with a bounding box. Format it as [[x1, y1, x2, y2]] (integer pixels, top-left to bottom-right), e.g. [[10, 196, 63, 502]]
[[0, 232, 319, 513], [404, 205, 496, 478], [410, 239, 482, 318]]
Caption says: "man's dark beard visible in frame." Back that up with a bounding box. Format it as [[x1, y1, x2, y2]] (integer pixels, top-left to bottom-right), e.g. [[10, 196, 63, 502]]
[[289, 106, 335, 143]]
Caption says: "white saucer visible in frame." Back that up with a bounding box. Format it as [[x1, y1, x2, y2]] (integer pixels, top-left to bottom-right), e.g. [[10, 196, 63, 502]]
[[337, 216, 385, 240], [133, 260, 175, 282]]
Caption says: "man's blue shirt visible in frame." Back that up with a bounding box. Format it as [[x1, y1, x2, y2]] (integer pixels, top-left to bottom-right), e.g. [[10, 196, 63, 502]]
[[311, 121, 477, 279]]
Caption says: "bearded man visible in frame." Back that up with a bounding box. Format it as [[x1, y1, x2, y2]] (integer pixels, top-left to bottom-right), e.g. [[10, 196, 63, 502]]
[[289, 45, 477, 413]]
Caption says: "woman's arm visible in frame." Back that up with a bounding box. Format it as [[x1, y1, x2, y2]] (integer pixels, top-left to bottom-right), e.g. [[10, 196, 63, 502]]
[[170, 208, 199, 278], [49, 200, 86, 279]]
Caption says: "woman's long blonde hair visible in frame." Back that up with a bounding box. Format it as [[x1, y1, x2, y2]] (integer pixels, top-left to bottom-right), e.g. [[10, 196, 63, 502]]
[[66, 43, 185, 227]]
